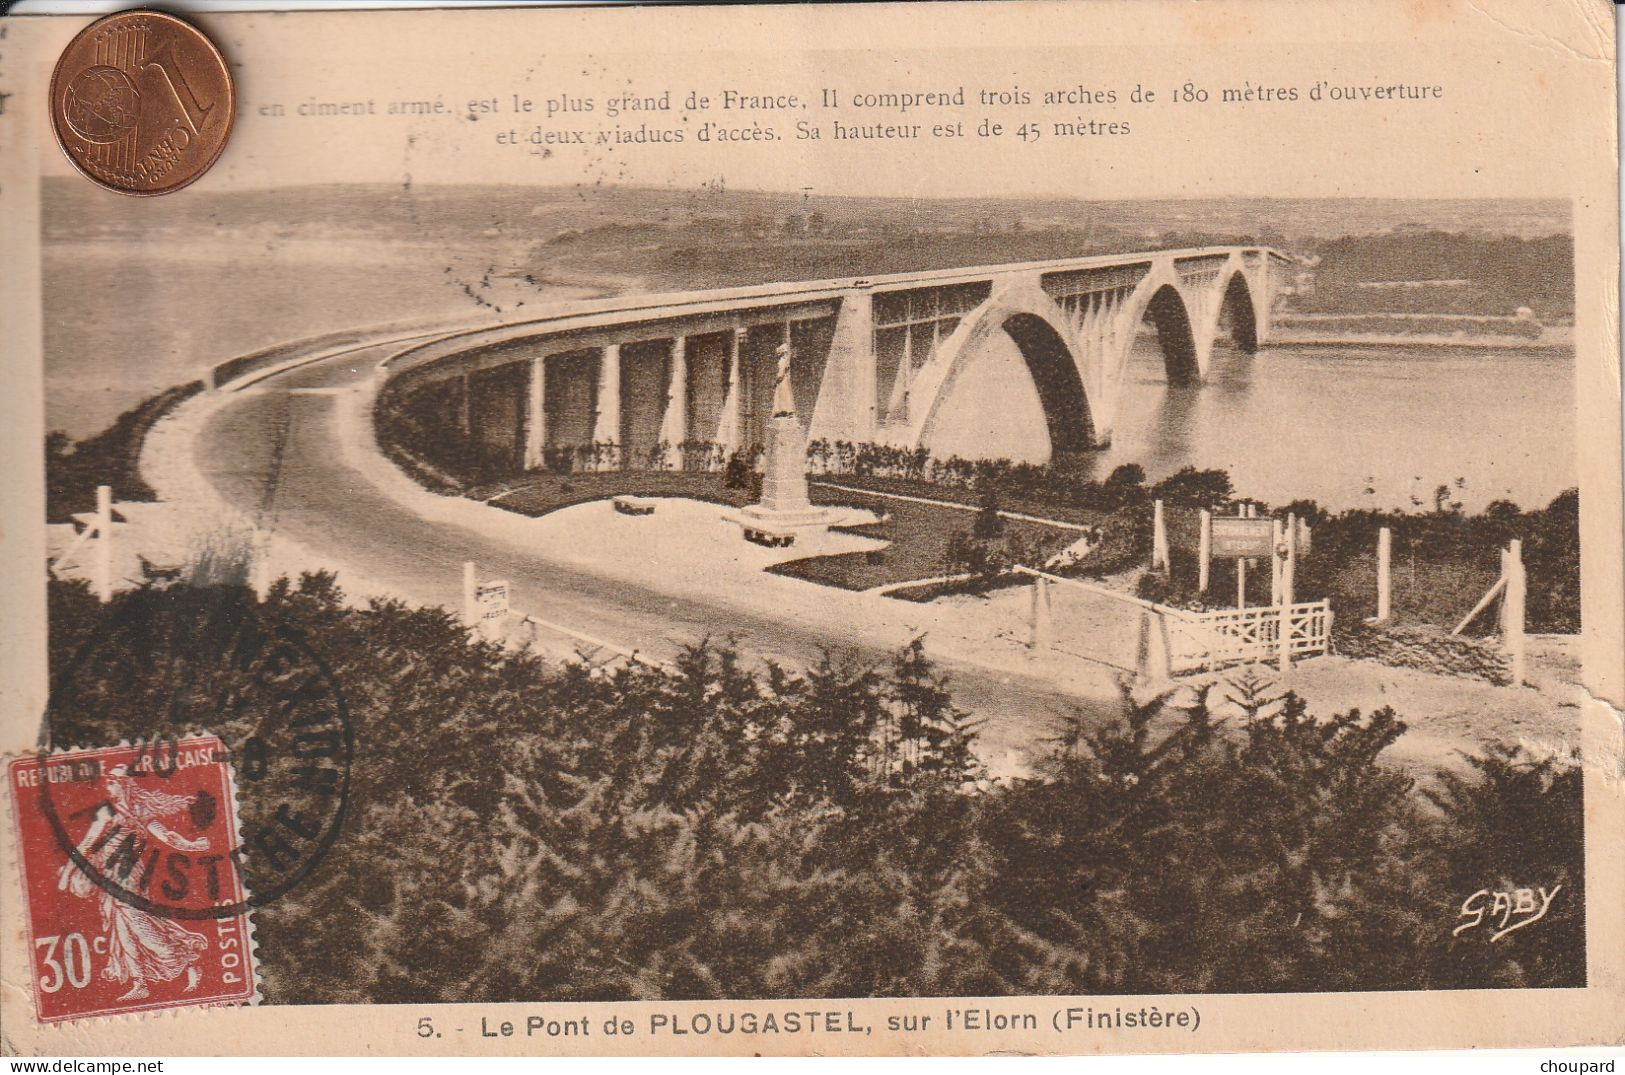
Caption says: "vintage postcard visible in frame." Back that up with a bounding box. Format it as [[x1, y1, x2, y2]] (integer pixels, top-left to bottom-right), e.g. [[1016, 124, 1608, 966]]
[[0, 0, 1620, 1058]]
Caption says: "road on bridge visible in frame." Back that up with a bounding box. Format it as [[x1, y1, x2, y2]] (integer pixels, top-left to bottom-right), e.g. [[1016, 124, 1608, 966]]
[[171, 337, 1135, 773]]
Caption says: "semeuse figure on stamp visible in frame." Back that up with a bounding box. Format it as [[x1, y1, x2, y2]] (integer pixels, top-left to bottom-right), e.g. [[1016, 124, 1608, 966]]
[[58, 765, 210, 1000]]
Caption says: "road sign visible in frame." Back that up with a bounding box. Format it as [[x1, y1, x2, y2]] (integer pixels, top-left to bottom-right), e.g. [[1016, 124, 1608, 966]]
[[1210, 516, 1275, 558], [475, 579, 509, 638]]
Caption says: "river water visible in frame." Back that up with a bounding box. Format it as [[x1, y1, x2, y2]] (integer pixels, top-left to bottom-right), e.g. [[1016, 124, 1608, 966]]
[[1097, 338, 1576, 513], [44, 241, 1574, 514], [43, 237, 576, 439]]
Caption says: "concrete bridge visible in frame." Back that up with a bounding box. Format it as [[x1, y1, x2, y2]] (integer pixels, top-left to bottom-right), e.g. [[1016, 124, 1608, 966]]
[[383, 245, 1294, 471]]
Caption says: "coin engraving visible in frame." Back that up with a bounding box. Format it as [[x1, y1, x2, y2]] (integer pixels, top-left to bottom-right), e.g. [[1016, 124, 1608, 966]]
[[61, 66, 141, 143], [49, 11, 234, 197]]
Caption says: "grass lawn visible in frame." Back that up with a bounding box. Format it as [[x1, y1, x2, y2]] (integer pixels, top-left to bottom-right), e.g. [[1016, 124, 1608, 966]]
[[485, 470, 754, 517], [1312, 553, 1503, 635], [480, 468, 1090, 593], [775, 488, 1085, 592], [808, 473, 1106, 528]]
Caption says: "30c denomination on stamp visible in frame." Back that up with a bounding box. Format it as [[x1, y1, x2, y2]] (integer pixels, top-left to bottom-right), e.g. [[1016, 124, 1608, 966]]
[[9, 735, 257, 1023]]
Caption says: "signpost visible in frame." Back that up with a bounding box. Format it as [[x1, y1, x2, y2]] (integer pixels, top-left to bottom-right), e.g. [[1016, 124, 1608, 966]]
[[463, 561, 511, 641], [1211, 515, 1273, 609], [1175, 505, 1318, 675], [1209, 516, 1276, 558], [474, 579, 510, 640]]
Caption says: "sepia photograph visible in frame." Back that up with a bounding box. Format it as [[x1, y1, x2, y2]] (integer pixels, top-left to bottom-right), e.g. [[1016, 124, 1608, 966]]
[[0, 0, 1619, 1059], [32, 181, 1589, 998]]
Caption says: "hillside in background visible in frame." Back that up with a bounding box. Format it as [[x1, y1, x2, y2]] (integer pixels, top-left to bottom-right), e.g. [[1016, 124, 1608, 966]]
[[46, 178, 1566, 250], [1291, 231, 1574, 320]]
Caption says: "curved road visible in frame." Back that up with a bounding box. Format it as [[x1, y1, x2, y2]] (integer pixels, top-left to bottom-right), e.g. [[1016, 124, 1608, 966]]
[[172, 335, 1136, 771]]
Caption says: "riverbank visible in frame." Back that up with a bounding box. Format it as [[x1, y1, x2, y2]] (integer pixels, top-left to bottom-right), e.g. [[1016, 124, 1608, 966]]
[[1268, 314, 1572, 351], [1267, 331, 1571, 351]]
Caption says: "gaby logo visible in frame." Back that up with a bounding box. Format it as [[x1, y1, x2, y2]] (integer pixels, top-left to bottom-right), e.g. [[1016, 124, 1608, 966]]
[[1453, 885, 1561, 942]]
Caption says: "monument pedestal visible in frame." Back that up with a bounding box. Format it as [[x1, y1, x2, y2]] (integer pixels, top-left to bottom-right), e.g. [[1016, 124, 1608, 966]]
[[725, 414, 845, 546]]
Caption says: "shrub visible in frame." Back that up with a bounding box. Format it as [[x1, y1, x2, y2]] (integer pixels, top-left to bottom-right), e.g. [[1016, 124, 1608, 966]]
[[1151, 466, 1233, 508], [1297, 488, 1580, 634], [1106, 463, 1146, 488], [45, 381, 204, 523], [988, 682, 1419, 993], [972, 490, 1004, 539], [42, 577, 1584, 1000], [1416, 746, 1585, 988]]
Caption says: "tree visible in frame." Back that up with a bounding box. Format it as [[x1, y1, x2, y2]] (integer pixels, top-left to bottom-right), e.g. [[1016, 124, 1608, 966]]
[[1106, 463, 1146, 488], [972, 489, 1005, 539], [41, 574, 1585, 1002], [1152, 466, 1232, 508]]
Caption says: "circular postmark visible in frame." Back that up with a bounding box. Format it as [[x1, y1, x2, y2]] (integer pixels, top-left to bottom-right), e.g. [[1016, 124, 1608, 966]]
[[49, 10, 235, 197], [38, 586, 353, 919]]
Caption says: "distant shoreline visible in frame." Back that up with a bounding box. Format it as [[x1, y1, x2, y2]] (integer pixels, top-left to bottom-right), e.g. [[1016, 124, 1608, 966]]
[[1266, 331, 1572, 353]]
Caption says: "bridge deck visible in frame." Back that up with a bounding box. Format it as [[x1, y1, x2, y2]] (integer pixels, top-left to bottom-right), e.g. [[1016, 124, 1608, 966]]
[[382, 244, 1290, 377]]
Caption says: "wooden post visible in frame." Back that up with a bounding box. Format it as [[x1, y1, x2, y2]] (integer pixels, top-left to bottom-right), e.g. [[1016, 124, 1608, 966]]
[[1232, 504, 1245, 609], [1504, 539, 1527, 687], [1278, 600, 1292, 676], [94, 484, 112, 604], [1029, 576, 1052, 650], [1152, 499, 1169, 574], [1283, 512, 1297, 607], [1135, 609, 1171, 684], [1376, 526, 1392, 622], [1496, 546, 1510, 633], [1197, 509, 1212, 592], [1269, 518, 1284, 606], [462, 561, 478, 629]]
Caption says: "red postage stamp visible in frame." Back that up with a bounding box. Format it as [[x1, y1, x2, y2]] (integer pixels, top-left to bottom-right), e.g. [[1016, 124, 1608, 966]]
[[8, 734, 257, 1023]]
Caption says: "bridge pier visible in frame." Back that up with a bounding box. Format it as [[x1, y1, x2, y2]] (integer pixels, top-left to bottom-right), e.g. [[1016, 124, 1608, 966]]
[[716, 327, 746, 458], [659, 334, 688, 469], [523, 353, 546, 469], [808, 290, 877, 446], [593, 343, 620, 464], [1068, 289, 1130, 447]]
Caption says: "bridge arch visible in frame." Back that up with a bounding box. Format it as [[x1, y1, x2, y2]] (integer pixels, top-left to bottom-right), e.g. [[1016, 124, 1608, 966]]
[[909, 283, 1095, 458], [1141, 284, 1200, 384], [1218, 269, 1261, 353], [1000, 312, 1095, 453]]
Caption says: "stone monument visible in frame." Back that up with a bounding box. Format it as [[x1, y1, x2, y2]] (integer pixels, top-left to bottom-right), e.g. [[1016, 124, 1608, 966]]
[[727, 338, 846, 546]]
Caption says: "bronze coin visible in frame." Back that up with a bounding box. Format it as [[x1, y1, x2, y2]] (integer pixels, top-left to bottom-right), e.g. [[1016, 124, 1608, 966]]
[[49, 10, 235, 197]]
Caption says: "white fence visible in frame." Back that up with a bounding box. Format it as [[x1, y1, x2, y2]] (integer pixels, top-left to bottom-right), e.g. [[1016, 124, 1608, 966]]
[[1016, 567, 1331, 679], [1163, 599, 1332, 674]]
